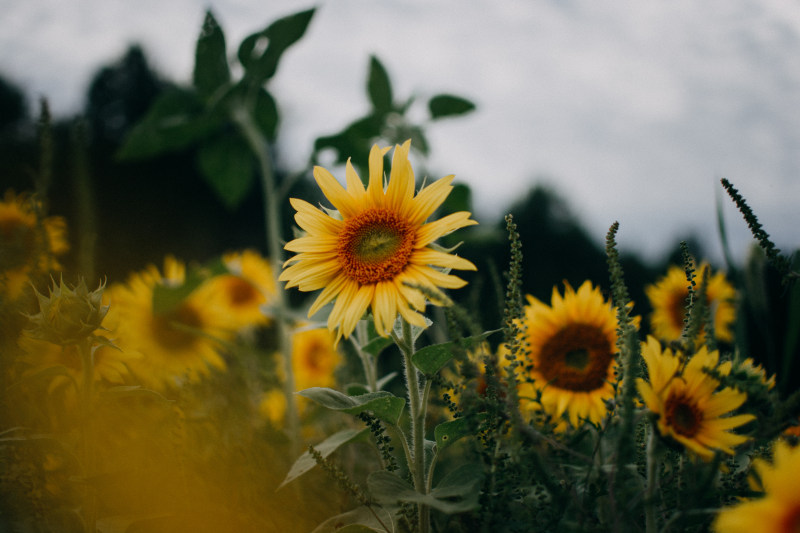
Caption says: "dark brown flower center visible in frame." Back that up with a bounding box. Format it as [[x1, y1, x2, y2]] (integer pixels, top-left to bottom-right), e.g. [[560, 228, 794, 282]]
[[781, 504, 800, 533], [337, 208, 415, 285], [227, 277, 260, 306], [535, 323, 614, 391], [664, 392, 702, 437], [151, 303, 203, 350]]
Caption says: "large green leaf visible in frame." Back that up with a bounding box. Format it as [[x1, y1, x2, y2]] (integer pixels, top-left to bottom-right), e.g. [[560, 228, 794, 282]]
[[411, 329, 499, 375], [116, 88, 219, 160], [238, 8, 315, 84], [428, 94, 476, 119], [279, 428, 368, 489], [367, 56, 393, 113], [368, 464, 483, 514], [195, 133, 255, 209], [194, 11, 231, 103], [310, 505, 394, 533], [434, 414, 484, 450], [298, 387, 405, 424]]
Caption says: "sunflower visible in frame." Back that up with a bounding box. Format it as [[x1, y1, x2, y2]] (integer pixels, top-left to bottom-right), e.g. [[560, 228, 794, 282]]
[[0, 190, 69, 300], [109, 256, 234, 391], [292, 325, 341, 391], [637, 336, 755, 461], [645, 263, 736, 344], [516, 280, 619, 429], [196, 249, 276, 330], [713, 440, 800, 533], [279, 140, 477, 341]]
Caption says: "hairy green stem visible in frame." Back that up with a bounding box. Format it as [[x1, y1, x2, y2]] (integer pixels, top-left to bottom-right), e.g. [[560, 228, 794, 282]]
[[77, 339, 97, 533], [398, 319, 429, 533], [232, 106, 299, 451], [645, 428, 659, 533]]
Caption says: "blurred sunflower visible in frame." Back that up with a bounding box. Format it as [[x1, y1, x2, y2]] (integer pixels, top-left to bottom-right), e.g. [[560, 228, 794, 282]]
[[196, 249, 276, 330], [637, 336, 754, 461], [517, 280, 619, 429], [280, 140, 477, 341], [713, 440, 800, 533], [292, 325, 341, 391], [109, 256, 234, 391], [645, 264, 736, 343], [0, 190, 68, 300]]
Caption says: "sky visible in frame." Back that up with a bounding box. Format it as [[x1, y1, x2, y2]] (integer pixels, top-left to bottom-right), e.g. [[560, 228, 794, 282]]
[[1, 0, 798, 265]]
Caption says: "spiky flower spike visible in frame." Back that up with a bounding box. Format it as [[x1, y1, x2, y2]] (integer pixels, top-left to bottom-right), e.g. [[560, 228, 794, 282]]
[[280, 140, 477, 341], [25, 277, 109, 345]]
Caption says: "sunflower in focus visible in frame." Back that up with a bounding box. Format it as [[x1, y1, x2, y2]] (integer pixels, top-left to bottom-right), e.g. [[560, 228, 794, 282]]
[[516, 280, 620, 429], [637, 336, 755, 461], [280, 140, 477, 341], [646, 264, 736, 344], [196, 249, 276, 330], [109, 256, 234, 391], [713, 440, 800, 533], [0, 190, 68, 300]]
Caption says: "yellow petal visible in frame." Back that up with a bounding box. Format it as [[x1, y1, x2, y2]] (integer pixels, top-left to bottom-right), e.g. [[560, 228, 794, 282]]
[[314, 166, 360, 218], [416, 212, 477, 248], [410, 249, 476, 271], [408, 175, 454, 225]]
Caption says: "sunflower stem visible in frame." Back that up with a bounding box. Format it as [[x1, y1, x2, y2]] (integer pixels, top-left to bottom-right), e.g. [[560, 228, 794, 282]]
[[77, 338, 97, 533], [231, 105, 299, 453], [398, 318, 430, 533], [645, 427, 659, 533]]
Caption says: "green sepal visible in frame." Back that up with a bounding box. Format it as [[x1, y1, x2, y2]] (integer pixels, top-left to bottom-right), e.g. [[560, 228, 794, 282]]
[[297, 387, 405, 424], [279, 428, 369, 489]]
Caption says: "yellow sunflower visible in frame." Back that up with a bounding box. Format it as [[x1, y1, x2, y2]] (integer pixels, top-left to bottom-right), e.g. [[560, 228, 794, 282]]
[[516, 280, 619, 429], [108, 256, 234, 391], [637, 336, 755, 461], [292, 325, 341, 391], [279, 140, 477, 341], [713, 440, 800, 533], [0, 190, 69, 300], [196, 249, 276, 330], [645, 263, 736, 343]]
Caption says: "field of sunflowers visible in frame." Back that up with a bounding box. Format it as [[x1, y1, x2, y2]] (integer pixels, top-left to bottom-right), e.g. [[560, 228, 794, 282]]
[[1, 8, 799, 533]]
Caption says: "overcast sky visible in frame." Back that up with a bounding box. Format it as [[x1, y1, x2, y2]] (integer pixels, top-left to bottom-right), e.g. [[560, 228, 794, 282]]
[[1, 0, 798, 265]]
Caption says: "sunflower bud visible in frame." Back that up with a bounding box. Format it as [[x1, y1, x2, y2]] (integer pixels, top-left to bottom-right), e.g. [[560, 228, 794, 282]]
[[25, 277, 109, 345]]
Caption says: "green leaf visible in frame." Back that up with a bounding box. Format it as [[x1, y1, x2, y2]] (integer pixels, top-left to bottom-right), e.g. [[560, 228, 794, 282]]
[[196, 133, 255, 209], [279, 428, 368, 489], [367, 56, 393, 113], [362, 336, 393, 357], [117, 89, 219, 160], [310, 505, 394, 533], [411, 329, 499, 375], [253, 88, 279, 140], [238, 8, 315, 84], [434, 415, 484, 450], [298, 387, 405, 424], [375, 371, 398, 391], [428, 94, 476, 119], [369, 465, 483, 514], [440, 183, 472, 214], [194, 11, 231, 103]]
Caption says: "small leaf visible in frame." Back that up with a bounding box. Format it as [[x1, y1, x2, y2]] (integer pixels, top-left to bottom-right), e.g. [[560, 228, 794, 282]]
[[298, 387, 405, 424], [195, 133, 255, 209], [369, 466, 483, 514], [194, 11, 231, 102], [434, 415, 484, 450], [279, 428, 368, 488], [428, 94, 476, 119], [362, 336, 394, 357], [367, 56, 393, 113], [239, 8, 315, 84], [375, 371, 398, 391], [411, 329, 499, 375], [253, 88, 279, 140]]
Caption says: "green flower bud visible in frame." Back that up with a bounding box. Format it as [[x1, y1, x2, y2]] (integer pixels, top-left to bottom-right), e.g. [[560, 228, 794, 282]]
[[25, 277, 109, 345]]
